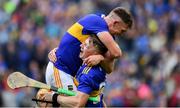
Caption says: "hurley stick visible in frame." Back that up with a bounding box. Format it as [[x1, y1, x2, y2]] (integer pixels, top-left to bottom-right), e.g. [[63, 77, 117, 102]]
[[7, 72, 100, 102]]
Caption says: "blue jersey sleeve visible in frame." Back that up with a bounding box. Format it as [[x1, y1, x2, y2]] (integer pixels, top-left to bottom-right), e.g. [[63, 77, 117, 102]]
[[78, 14, 109, 35]]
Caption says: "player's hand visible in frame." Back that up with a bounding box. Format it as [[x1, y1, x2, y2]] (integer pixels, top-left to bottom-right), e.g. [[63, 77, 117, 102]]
[[43, 92, 54, 102], [48, 47, 58, 63], [83, 55, 104, 66]]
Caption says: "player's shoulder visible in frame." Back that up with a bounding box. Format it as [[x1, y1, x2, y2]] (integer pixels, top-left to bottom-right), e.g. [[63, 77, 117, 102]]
[[82, 14, 102, 19], [80, 65, 105, 76], [88, 66, 106, 79], [78, 14, 105, 24], [79, 65, 106, 83]]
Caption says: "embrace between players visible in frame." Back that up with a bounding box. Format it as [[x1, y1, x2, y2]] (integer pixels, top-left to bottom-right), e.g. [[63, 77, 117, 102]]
[[36, 7, 133, 107]]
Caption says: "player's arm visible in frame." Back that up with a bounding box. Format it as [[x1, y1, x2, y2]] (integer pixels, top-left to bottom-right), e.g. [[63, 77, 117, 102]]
[[97, 32, 121, 73], [100, 52, 115, 74], [84, 49, 116, 73], [44, 74, 93, 107], [57, 91, 89, 107], [43, 91, 89, 107], [97, 31, 122, 59]]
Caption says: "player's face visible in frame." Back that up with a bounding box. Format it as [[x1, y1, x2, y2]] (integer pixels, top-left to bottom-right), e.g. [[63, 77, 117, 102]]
[[110, 21, 128, 36], [79, 38, 97, 60]]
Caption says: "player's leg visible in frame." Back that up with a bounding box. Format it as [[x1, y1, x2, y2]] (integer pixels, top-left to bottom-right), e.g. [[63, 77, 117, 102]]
[[58, 69, 77, 91], [45, 62, 57, 87], [45, 61, 77, 90]]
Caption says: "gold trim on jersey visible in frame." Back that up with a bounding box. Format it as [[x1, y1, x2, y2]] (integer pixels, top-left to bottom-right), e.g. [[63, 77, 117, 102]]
[[82, 67, 92, 74], [90, 90, 102, 97], [73, 77, 79, 87], [53, 66, 62, 88], [67, 22, 89, 43]]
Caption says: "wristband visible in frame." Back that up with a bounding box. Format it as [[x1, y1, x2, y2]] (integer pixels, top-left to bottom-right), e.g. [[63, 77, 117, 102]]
[[52, 93, 60, 107]]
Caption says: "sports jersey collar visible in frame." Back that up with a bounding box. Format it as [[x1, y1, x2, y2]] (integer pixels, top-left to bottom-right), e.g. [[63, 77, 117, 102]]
[[101, 14, 105, 18]]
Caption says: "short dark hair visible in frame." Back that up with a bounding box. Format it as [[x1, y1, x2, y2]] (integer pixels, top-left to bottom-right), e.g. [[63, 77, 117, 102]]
[[112, 7, 133, 28], [90, 35, 108, 55]]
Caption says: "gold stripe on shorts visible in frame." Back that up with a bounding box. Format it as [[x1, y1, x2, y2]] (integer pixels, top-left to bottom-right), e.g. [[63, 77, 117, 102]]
[[53, 66, 62, 88]]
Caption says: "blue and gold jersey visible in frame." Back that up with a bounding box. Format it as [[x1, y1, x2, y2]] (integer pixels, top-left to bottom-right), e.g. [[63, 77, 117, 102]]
[[75, 64, 106, 107], [54, 14, 108, 76]]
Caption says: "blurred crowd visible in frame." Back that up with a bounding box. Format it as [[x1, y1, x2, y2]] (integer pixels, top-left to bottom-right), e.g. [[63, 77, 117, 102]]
[[0, 0, 179, 107]]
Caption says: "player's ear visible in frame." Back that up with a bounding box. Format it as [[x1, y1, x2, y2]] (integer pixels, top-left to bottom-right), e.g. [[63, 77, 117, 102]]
[[114, 20, 119, 25], [113, 20, 120, 28]]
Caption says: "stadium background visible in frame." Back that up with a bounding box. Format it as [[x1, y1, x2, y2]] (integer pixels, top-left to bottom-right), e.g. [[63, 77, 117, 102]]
[[0, 0, 179, 107]]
